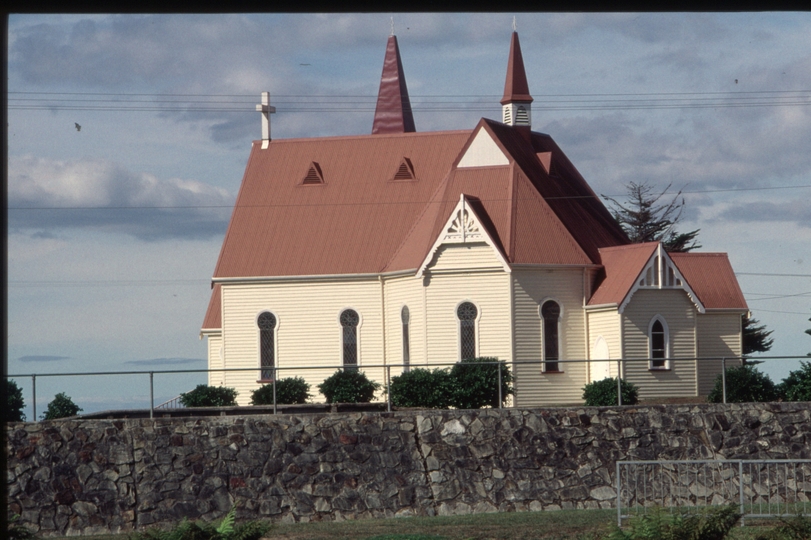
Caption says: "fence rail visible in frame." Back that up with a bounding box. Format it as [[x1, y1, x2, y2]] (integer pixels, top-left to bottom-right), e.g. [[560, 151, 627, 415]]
[[6, 355, 807, 421], [617, 459, 811, 526]]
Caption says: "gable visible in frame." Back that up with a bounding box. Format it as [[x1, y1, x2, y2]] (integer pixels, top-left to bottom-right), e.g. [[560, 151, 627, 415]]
[[457, 128, 510, 168], [417, 194, 510, 276]]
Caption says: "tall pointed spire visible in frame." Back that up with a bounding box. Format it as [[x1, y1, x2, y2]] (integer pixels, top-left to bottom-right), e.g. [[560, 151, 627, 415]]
[[372, 35, 416, 135], [501, 31, 533, 128]]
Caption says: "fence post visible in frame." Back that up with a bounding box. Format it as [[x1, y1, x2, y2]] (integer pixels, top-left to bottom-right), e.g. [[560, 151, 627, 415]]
[[149, 372, 154, 419], [32, 374, 37, 421], [739, 460, 745, 526], [387, 365, 392, 413], [272, 377, 277, 415], [721, 357, 727, 404], [498, 362, 502, 409]]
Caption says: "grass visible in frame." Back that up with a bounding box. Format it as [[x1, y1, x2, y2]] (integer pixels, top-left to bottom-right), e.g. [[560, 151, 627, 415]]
[[44, 507, 787, 540]]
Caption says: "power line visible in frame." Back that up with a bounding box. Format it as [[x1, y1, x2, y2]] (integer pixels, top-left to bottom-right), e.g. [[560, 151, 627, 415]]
[[8, 184, 811, 211], [737, 272, 811, 278]]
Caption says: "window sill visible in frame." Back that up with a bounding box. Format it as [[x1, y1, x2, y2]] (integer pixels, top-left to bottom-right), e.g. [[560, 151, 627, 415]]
[[256, 379, 274, 384], [542, 370, 565, 374], [648, 367, 670, 372]]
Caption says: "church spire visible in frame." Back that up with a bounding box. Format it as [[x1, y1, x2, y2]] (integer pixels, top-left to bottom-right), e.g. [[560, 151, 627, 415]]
[[372, 35, 416, 135], [500, 31, 533, 128]]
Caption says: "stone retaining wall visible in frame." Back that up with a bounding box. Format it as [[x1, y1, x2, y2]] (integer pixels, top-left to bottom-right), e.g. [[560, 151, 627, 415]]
[[7, 402, 811, 537]]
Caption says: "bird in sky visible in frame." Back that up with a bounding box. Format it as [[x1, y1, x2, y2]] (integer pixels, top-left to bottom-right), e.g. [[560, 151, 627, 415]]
[[75, 123, 81, 131]]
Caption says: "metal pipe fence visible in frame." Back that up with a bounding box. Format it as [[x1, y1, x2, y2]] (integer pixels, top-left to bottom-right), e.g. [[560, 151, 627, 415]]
[[6, 355, 807, 421], [617, 459, 811, 526]]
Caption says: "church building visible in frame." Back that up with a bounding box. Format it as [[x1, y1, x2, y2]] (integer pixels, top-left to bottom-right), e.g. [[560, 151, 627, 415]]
[[201, 31, 748, 406]]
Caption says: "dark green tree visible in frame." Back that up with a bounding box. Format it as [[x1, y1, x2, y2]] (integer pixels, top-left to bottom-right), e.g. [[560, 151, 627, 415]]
[[6, 379, 26, 422], [41, 392, 82, 420], [806, 308, 811, 356], [707, 364, 778, 403], [742, 314, 774, 356], [388, 368, 454, 409], [179, 384, 238, 407], [318, 369, 380, 403], [602, 181, 701, 252], [448, 357, 513, 409], [251, 377, 310, 405], [778, 361, 811, 402], [582, 377, 639, 406]]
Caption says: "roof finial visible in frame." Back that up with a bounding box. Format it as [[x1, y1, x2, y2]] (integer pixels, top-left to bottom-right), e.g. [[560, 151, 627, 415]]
[[391, 16, 395, 36], [512, 16, 516, 32]]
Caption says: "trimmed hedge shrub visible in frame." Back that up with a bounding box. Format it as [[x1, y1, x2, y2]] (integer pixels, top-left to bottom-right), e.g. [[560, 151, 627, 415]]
[[41, 392, 82, 420], [582, 377, 639, 406], [389, 368, 454, 409], [251, 377, 310, 405], [707, 364, 778, 403], [449, 357, 513, 409], [778, 361, 811, 402], [6, 379, 26, 422], [179, 384, 238, 407], [318, 369, 381, 403]]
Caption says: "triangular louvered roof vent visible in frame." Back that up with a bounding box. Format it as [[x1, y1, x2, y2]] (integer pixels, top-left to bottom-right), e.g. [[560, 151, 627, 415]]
[[302, 162, 324, 185], [393, 157, 415, 180]]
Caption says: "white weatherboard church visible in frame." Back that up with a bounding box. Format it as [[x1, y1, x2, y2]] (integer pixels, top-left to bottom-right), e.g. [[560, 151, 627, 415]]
[[201, 31, 748, 406]]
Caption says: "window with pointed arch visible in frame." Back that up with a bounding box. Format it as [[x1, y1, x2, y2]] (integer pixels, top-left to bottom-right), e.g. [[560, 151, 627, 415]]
[[649, 316, 669, 369], [401, 306, 411, 372], [340, 309, 360, 370], [541, 300, 562, 372], [257, 311, 277, 381], [457, 302, 478, 360]]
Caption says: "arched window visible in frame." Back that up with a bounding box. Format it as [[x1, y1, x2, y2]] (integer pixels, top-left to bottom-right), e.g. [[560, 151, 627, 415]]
[[457, 302, 478, 360], [258, 311, 277, 380], [649, 317, 668, 369], [340, 309, 360, 370], [401, 306, 411, 372], [541, 300, 561, 372]]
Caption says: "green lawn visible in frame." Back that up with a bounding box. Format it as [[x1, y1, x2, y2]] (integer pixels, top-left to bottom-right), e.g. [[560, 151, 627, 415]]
[[47, 507, 784, 540]]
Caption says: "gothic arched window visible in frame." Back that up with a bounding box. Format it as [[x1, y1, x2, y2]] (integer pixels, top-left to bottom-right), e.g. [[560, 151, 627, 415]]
[[541, 300, 561, 372], [457, 302, 478, 360], [401, 306, 411, 372], [258, 311, 277, 380], [340, 309, 360, 369]]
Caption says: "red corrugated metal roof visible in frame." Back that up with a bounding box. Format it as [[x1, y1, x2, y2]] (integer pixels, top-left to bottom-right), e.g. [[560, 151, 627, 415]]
[[500, 32, 533, 105], [372, 35, 416, 135], [202, 283, 221, 329], [588, 243, 659, 306], [670, 252, 748, 310]]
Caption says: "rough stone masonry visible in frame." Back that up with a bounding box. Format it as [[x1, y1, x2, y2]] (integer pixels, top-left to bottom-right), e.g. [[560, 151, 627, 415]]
[[6, 402, 811, 537]]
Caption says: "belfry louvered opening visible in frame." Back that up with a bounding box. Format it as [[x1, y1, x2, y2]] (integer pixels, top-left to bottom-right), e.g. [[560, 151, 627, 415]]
[[393, 157, 415, 180], [302, 162, 324, 184]]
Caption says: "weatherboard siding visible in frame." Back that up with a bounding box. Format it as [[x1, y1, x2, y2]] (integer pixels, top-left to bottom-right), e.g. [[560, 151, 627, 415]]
[[383, 275, 425, 372], [427, 243, 505, 272], [621, 289, 697, 399], [220, 280, 386, 405], [207, 334, 224, 387], [511, 269, 588, 406], [696, 312, 743, 396], [587, 309, 621, 379]]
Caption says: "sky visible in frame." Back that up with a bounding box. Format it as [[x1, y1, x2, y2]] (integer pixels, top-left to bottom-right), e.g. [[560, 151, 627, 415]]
[[7, 12, 811, 419]]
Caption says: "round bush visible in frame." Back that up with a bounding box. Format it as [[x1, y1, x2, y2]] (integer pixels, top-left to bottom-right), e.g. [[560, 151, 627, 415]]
[[582, 377, 639, 406], [389, 368, 454, 409], [778, 361, 811, 402], [707, 364, 777, 403], [41, 392, 83, 420], [251, 377, 310, 405], [448, 357, 513, 409], [179, 384, 238, 407], [6, 379, 26, 422], [318, 369, 380, 403]]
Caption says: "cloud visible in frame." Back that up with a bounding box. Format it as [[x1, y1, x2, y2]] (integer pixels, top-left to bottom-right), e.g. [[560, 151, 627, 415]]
[[8, 155, 233, 241], [718, 200, 811, 229], [124, 357, 204, 366], [18, 355, 71, 362]]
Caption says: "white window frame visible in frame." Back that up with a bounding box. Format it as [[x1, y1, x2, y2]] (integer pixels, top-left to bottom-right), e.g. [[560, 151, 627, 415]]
[[338, 308, 363, 368], [648, 315, 670, 370], [401, 305, 411, 372], [455, 300, 481, 361], [539, 298, 564, 373], [256, 310, 279, 382]]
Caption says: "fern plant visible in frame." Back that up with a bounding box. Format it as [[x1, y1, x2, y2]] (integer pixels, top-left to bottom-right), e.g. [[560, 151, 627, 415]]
[[128, 506, 270, 540], [608, 505, 741, 540]]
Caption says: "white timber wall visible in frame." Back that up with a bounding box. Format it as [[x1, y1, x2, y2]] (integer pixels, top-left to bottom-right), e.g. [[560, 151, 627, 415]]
[[586, 308, 621, 379], [383, 275, 425, 373], [220, 280, 385, 405], [206, 334, 224, 387], [621, 288, 697, 399], [423, 243, 512, 368], [511, 268, 588, 406], [696, 312, 744, 396]]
